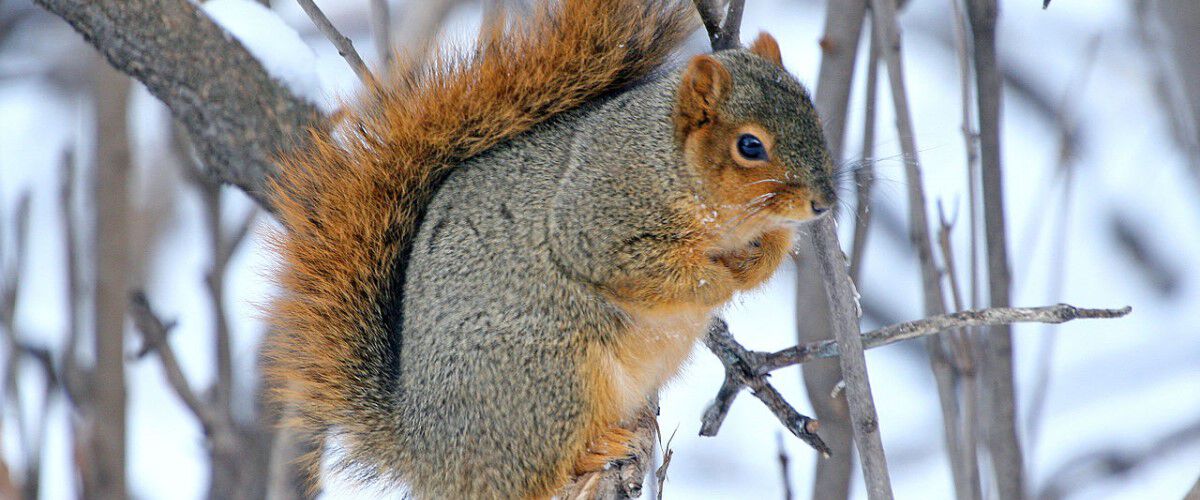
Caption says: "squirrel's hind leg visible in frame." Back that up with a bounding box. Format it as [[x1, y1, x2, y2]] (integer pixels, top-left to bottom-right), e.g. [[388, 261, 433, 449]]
[[571, 425, 635, 475]]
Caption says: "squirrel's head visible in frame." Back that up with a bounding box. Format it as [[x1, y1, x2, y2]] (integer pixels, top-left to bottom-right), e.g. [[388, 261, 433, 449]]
[[674, 33, 836, 248]]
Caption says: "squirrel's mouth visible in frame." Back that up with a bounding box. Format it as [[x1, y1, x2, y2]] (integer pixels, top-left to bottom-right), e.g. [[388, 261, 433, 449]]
[[755, 186, 829, 224]]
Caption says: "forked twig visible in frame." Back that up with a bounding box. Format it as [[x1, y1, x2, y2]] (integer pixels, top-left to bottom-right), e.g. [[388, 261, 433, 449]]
[[692, 0, 746, 50], [695, 304, 1130, 450], [700, 318, 830, 456]]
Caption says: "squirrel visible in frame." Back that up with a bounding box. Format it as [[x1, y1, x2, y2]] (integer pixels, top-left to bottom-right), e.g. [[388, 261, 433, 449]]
[[265, 0, 836, 498]]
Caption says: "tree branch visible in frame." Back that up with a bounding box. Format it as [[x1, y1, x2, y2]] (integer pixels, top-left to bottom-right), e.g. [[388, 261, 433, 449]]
[[756, 304, 1129, 373], [700, 318, 831, 456], [695, 303, 1130, 457], [35, 0, 324, 210], [295, 0, 380, 88], [965, 0, 1026, 496], [813, 218, 894, 499], [692, 0, 746, 50]]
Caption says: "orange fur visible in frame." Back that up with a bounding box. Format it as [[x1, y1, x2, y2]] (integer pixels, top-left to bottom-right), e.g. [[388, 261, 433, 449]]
[[674, 54, 733, 140], [749, 32, 784, 68], [264, 0, 697, 486], [572, 426, 636, 475]]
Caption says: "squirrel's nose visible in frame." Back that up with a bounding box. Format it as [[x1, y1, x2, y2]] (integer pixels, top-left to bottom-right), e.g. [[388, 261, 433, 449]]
[[811, 200, 830, 215]]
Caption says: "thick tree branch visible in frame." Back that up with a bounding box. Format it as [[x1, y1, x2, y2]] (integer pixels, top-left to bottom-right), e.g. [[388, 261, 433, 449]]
[[35, 0, 324, 211]]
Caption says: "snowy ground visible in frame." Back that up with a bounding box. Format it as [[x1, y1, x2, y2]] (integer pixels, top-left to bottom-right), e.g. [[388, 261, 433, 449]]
[[2, 0, 1198, 498]]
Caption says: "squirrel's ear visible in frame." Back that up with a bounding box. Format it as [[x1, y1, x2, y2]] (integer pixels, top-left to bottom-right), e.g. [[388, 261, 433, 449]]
[[676, 55, 732, 137], [749, 32, 784, 68]]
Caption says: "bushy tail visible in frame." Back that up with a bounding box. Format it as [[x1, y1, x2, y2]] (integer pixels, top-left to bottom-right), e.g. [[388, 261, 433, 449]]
[[265, 0, 696, 484]]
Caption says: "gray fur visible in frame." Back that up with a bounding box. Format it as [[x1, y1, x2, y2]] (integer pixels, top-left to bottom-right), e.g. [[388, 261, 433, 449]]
[[394, 49, 831, 498]]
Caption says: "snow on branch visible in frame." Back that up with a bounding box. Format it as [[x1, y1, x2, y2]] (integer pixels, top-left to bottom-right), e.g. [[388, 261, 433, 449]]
[[35, 0, 324, 210]]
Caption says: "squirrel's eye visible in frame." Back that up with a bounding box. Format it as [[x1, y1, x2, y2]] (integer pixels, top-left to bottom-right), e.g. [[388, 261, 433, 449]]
[[736, 134, 768, 162]]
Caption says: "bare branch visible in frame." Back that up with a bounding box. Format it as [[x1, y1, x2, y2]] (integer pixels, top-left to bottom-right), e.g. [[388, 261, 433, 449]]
[[129, 291, 215, 432], [759, 304, 1130, 373], [691, 0, 722, 45], [700, 318, 830, 457], [776, 433, 793, 500], [963, 0, 1026, 494], [812, 218, 893, 499], [35, 0, 324, 210], [220, 208, 260, 265], [58, 149, 87, 406], [370, 0, 393, 69], [295, 0, 380, 88], [813, 0, 868, 160], [849, 34, 880, 284], [806, 0, 871, 495], [936, 201, 983, 500], [692, 0, 746, 50], [865, 0, 976, 495], [90, 61, 130, 499]]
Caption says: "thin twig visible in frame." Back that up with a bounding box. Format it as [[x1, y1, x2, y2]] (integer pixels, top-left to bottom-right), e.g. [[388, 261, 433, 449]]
[[91, 62, 131, 499], [1023, 35, 1099, 453], [813, 0, 868, 160], [295, 0, 380, 88], [948, 0, 985, 495], [58, 149, 86, 405], [654, 430, 674, 500], [757, 304, 1129, 373], [700, 318, 830, 456], [369, 0, 393, 69], [177, 129, 237, 429], [965, 0, 1026, 495], [867, 0, 964, 495], [128, 291, 240, 462], [936, 201, 983, 500], [849, 29, 880, 284], [777, 432, 794, 500], [129, 292, 212, 428], [0, 187, 36, 498]]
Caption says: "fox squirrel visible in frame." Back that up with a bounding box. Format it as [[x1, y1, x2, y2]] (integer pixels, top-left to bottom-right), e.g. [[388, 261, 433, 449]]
[[266, 0, 835, 497]]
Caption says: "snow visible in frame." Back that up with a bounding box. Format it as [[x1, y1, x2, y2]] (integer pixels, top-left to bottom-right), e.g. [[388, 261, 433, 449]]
[[201, 0, 326, 107]]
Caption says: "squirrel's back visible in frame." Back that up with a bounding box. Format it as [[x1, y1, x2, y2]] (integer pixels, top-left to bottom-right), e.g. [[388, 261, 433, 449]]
[[265, 0, 696, 496]]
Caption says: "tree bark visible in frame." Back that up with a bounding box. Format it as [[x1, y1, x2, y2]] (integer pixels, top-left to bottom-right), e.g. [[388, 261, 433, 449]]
[[91, 58, 131, 500], [36, 0, 323, 210]]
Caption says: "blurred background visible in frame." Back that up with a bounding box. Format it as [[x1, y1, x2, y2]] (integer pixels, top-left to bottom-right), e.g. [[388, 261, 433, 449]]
[[1, 0, 1198, 498]]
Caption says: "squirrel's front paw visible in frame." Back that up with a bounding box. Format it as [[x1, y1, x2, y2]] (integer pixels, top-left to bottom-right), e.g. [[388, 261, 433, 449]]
[[711, 229, 790, 290]]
